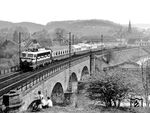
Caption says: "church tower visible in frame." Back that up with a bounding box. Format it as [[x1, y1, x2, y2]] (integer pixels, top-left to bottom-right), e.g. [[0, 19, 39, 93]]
[[128, 20, 132, 33]]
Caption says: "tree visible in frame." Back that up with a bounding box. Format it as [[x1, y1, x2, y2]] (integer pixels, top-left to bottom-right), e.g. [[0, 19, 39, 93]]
[[13, 30, 19, 43], [86, 74, 131, 107], [141, 63, 150, 107], [32, 29, 53, 47], [53, 28, 67, 45]]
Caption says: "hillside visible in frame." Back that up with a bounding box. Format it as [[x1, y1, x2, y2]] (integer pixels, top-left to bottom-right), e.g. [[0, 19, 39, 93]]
[[0, 21, 14, 29], [0, 19, 142, 41], [0, 21, 44, 33], [46, 19, 123, 38], [16, 22, 44, 33]]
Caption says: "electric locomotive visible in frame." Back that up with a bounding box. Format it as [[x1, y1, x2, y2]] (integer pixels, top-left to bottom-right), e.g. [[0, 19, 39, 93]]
[[20, 48, 52, 71]]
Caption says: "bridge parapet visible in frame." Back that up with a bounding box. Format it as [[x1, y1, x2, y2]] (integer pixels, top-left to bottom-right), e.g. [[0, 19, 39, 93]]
[[0, 66, 19, 75], [15, 56, 89, 95], [16, 55, 90, 111]]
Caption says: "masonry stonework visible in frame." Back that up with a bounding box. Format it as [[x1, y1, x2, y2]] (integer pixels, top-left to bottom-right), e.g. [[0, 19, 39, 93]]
[[20, 56, 90, 111]]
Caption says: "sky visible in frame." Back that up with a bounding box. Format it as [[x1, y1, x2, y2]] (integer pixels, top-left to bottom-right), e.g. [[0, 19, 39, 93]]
[[0, 0, 150, 25]]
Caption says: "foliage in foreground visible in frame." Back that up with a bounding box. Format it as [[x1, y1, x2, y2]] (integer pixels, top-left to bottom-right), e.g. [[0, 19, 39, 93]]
[[86, 74, 133, 108]]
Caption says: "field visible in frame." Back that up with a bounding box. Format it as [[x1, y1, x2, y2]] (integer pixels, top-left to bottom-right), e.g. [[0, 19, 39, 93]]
[[23, 93, 150, 113]]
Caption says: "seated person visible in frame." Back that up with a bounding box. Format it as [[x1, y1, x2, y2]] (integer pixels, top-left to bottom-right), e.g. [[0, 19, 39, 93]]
[[46, 97, 53, 107], [38, 91, 44, 100], [36, 91, 44, 109], [41, 97, 47, 109]]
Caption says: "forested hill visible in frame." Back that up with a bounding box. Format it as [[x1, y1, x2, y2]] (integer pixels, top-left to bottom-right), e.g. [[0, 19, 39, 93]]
[[0, 21, 44, 33], [46, 19, 122, 37], [0, 19, 122, 35], [0, 19, 141, 41], [0, 19, 128, 48]]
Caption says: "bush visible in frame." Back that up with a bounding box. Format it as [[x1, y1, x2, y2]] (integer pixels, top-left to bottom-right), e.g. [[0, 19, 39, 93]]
[[86, 75, 131, 107]]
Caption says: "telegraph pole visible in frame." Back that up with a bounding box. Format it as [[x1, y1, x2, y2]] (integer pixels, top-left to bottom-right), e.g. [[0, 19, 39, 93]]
[[69, 32, 72, 60], [72, 34, 74, 45], [101, 34, 103, 44], [145, 61, 149, 107], [19, 32, 21, 70], [68, 32, 72, 91], [101, 34, 103, 48]]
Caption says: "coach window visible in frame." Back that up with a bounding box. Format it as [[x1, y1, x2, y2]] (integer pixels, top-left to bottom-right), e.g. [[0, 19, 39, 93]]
[[34, 55, 37, 58], [28, 54, 33, 58], [53, 52, 55, 56]]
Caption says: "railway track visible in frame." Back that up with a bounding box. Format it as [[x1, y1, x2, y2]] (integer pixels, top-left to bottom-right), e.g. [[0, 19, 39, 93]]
[[0, 47, 132, 98], [0, 72, 22, 83], [0, 50, 89, 97]]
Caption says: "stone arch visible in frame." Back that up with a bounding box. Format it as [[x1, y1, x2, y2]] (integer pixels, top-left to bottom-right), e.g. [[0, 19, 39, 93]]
[[80, 66, 89, 81], [68, 72, 78, 93], [51, 82, 64, 105]]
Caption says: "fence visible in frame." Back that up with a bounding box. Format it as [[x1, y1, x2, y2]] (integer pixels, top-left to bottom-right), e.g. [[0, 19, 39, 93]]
[[0, 66, 19, 75]]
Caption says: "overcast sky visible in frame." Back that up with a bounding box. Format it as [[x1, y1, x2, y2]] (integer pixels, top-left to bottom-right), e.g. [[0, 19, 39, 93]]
[[0, 0, 149, 25]]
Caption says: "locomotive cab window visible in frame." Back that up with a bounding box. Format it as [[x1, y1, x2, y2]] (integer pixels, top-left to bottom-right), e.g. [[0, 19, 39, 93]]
[[22, 53, 26, 57]]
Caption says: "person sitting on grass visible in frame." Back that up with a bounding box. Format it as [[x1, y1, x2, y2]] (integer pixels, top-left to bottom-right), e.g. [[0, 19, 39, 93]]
[[46, 97, 53, 108], [41, 97, 47, 109], [41, 97, 53, 108], [38, 91, 44, 100]]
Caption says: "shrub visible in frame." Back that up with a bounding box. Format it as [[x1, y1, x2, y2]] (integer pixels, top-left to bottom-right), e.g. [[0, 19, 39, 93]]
[[86, 75, 131, 107]]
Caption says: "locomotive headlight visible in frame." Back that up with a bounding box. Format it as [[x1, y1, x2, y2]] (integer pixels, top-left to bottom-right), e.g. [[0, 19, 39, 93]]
[[26, 59, 32, 62], [32, 60, 36, 64], [21, 59, 25, 62]]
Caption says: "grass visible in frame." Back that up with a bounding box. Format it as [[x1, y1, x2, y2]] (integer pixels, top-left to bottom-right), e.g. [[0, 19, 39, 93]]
[[23, 92, 150, 113], [24, 105, 150, 113]]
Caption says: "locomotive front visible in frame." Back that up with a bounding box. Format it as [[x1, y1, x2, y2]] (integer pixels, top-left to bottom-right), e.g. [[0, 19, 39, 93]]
[[20, 48, 52, 71], [20, 51, 37, 71]]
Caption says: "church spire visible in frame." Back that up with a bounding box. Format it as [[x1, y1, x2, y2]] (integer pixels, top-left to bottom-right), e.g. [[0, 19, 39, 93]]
[[128, 20, 132, 33]]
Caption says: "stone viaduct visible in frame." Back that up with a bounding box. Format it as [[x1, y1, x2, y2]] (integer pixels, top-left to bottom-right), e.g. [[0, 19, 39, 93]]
[[19, 55, 91, 111], [3, 47, 149, 112]]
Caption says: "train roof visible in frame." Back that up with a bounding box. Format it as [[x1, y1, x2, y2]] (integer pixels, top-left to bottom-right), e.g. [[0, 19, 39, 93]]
[[50, 46, 68, 51], [72, 45, 82, 48], [50, 45, 79, 51], [22, 48, 51, 54], [50, 44, 92, 51]]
